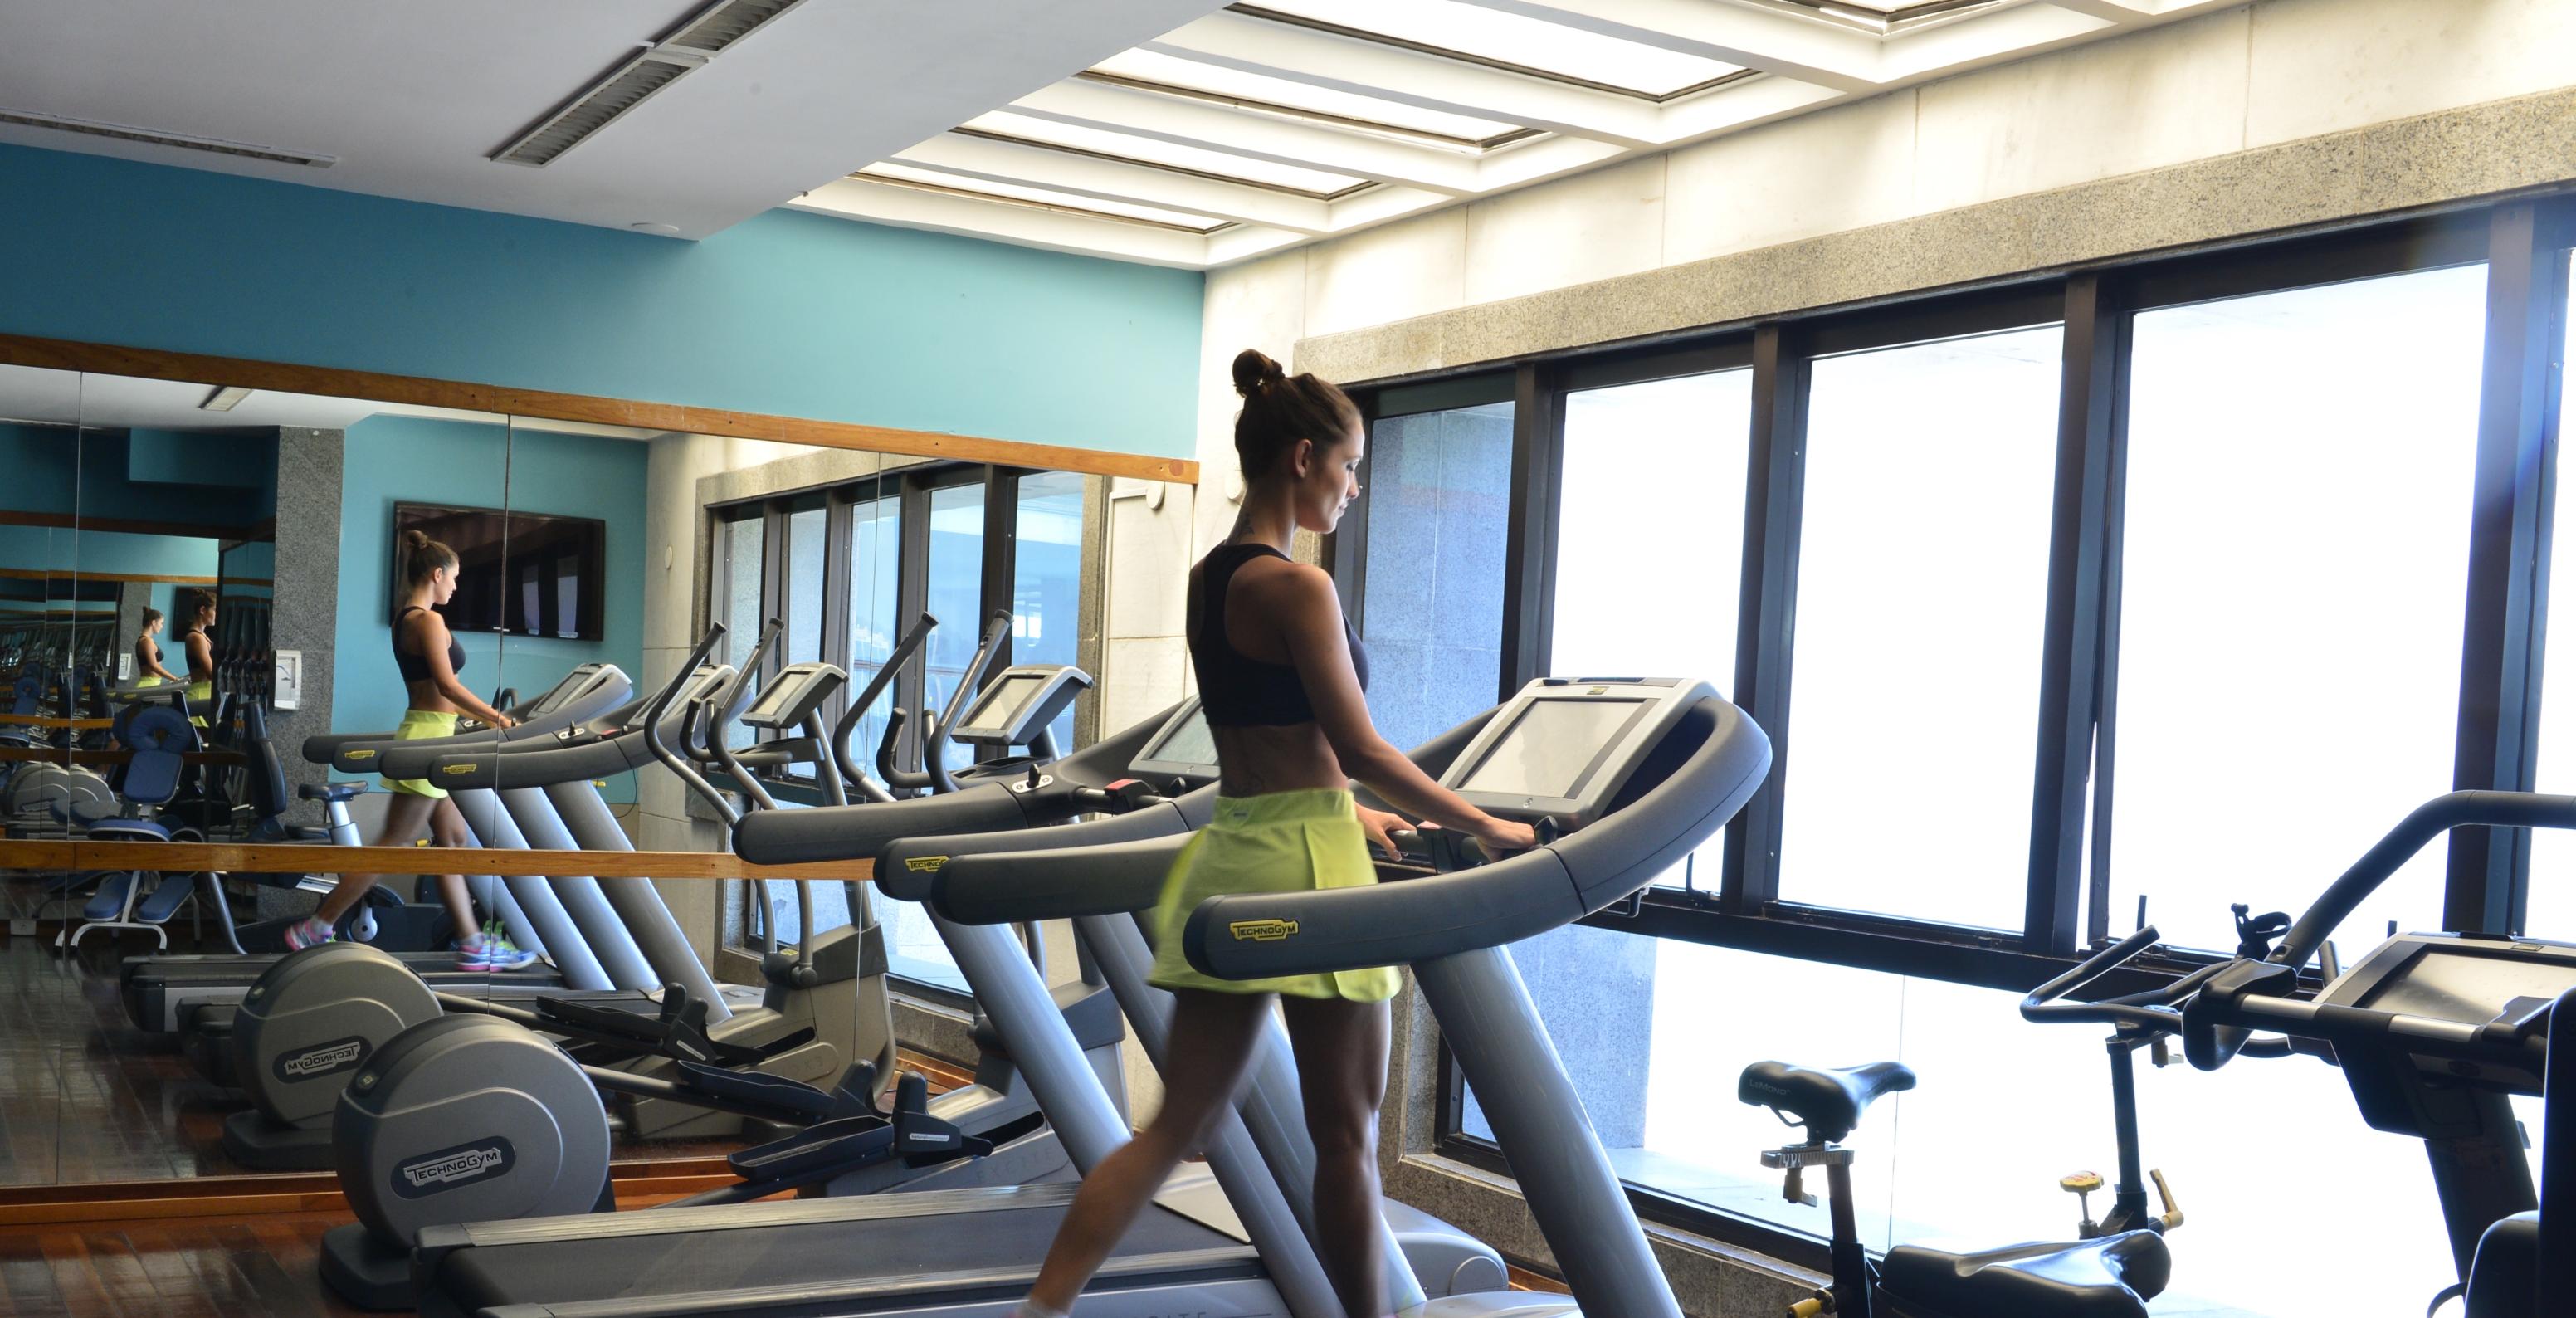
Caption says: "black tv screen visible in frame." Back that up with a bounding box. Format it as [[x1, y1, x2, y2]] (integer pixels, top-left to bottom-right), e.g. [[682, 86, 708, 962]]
[[392, 503, 606, 642]]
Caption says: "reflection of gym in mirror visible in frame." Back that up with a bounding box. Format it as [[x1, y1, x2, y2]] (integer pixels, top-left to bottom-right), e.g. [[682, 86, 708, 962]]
[[0, 360, 1120, 1223]]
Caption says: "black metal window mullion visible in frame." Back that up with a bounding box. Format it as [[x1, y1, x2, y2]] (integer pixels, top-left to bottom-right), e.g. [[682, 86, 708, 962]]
[[982, 468, 1020, 679], [895, 474, 935, 774], [2026, 274, 2125, 957], [2447, 203, 2569, 936], [1723, 324, 1808, 915], [817, 494, 856, 735], [1498, 361, 1562, 697]]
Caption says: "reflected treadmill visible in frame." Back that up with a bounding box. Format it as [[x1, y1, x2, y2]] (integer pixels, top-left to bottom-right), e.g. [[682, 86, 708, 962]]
[[117, 661, 635, 1034], [408, 676, 1770, 1318]]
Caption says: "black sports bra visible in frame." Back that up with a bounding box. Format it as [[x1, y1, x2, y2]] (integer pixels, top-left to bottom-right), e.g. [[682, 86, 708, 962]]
[[1188, 543, 1367, 728], [135, 636, 160, 669], [393, 606, 467, 685]]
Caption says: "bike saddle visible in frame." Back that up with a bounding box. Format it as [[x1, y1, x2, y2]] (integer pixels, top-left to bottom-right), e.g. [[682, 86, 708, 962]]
[[1881, 1229, 2169, 1318], [1736, 1060, 1915, 1143]]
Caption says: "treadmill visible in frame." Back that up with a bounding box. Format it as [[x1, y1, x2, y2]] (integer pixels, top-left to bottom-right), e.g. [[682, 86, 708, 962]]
[[117, 661, 634, 1035], [409, 676, 1769, 1318]]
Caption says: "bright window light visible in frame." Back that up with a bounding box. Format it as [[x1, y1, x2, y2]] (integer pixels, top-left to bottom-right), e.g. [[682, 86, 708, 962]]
[[858, 163, 1229, 232], [961, 110, 1368, 198], [2110, 266, 2487, 957], [2512, 260, 2576, 941], [1785, 325, 2064, 931], [1088, 49, 1524, 145], [1242, 0, 1745, 99]]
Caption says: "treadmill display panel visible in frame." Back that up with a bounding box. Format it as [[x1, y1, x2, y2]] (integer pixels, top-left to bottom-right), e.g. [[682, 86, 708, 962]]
[[2349, 944, 2576, 1023], [744, 662, 839, 727], [957, 673, 1049, 738], [1131, 698, 1221, 781], [1457, 697, 1650, 799]]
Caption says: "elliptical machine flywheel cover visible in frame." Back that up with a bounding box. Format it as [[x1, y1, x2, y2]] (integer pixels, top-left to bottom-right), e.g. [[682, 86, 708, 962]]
[[232, 940, 443, 1126], [334, 1013, 611, 1245]]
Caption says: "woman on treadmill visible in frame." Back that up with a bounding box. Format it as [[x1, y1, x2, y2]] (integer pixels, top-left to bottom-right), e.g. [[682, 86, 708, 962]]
[[171, 589, 220, 726], [133, 607, 182, 687], [1017, 351, 1538, 1318], [283, 529, 537, 971]]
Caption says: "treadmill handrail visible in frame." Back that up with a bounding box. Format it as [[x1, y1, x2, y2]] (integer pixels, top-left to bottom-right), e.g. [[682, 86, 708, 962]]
[[415, 667, 729, 789], [731, 702, 1179, 872], [311, 669, 634, 774], [835, 614, 935, 798], [645, 627, 739, 824], [2273, 790, 2576, 972], [909, 611, 1012, 795], [1183, 697, 1769, 979]]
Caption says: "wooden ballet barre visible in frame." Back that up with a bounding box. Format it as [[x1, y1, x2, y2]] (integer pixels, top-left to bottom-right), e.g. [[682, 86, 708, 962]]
[[0, 840, 871, 882]]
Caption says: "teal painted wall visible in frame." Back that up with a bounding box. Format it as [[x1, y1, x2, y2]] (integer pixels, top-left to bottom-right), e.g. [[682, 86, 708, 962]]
[[0, 143, 1204, 459], [332, 416, 647, 802]]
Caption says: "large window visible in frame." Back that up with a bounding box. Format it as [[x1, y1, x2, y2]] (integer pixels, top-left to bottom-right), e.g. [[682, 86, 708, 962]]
[[708, 464, 1090, 996], [2109, 266, 2489, 955], [1551, 366, 1754, 890], [715, 510, 764, 671], [1368, 202, 2574, 1316], [1352, 397, 1515, 754], [1013, 471, 1086, 754], [1784, 325, 2062, 930], [2525, 256, 2576, 941]]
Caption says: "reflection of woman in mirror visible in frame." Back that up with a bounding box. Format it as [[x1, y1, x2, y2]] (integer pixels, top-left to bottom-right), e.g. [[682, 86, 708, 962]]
[[285, 530, 537, 970], [173, 589, 219, 726], [133, 607, 183, 686]]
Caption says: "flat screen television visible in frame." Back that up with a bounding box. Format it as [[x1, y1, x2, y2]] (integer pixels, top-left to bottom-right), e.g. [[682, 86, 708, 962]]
[[391, 503, 606, 642]]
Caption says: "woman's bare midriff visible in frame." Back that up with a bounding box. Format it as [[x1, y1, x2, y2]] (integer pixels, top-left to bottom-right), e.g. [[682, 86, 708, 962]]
[[403, 677, 463, 715], [1213, 722, 1347, 798]]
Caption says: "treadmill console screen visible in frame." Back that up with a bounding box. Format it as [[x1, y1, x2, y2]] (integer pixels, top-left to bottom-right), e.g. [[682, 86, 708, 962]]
[[528, 663, 610, 715], [1457, 697, 1648, 798], [957, 673, 1049, 738], [1132, 701, 1219, 779], [743, 662, 841, 728], [2349, 944, 2576, 1023]]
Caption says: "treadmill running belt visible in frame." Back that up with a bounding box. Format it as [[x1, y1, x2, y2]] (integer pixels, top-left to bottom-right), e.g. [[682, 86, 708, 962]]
[[427, 1192, 1247, 1317]]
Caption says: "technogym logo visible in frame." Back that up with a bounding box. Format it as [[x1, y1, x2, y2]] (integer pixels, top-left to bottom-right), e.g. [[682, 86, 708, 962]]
[[393, 1137, 518, 1198], [276, 1036, 369, 1081], [1227, 918, 1299, 942]]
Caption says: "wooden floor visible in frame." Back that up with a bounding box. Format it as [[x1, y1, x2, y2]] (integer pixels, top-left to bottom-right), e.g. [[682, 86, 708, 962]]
[[0, 1212, 375, 1318], [0, 876, 1571, 1315], [1, 876, 748, 1186]]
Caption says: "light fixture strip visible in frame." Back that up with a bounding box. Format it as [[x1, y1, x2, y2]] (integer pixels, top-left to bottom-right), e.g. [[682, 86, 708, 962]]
[[1225, 3, 1761, 104], [852, 172, 1233, 235], [1076, 70, 1517, 153], [951, 126, 1373, 203]]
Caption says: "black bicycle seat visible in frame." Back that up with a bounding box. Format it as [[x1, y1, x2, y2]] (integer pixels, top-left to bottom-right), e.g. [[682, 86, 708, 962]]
[[1736, 1060, 1915, 1143], [1881, 1229, 2169, 1318]]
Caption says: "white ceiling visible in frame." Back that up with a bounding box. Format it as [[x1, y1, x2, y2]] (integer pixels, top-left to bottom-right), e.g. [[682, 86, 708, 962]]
[[1, 0, 2247, 271], [0, 0, 1232, 240], [802, 0, 2256, 267]]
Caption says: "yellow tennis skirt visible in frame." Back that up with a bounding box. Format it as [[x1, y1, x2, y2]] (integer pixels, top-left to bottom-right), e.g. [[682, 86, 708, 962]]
[[185, 678, 212, 729], [1146, 788, 1399, 1003], [382, 710, 460, 799]]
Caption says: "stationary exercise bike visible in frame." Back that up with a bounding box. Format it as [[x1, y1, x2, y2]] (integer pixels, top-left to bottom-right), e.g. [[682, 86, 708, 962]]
[[1739, 920, 2197, 1318]]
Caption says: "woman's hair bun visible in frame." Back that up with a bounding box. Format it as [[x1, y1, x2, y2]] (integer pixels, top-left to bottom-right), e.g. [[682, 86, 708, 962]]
[[402, 528, 431, 549], [1232, 349, 1286, 399]]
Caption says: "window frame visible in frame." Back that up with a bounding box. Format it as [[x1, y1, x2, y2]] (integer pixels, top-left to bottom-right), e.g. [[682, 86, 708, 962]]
[[702, 458, 1089, 1000], [1353, 193, 2576, 1249]]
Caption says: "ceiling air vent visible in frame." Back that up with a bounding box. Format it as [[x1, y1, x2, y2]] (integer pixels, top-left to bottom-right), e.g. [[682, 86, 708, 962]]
[[0, 108, 335, 168], [664, 0, 810, 56], [490, 0, 808, 168]]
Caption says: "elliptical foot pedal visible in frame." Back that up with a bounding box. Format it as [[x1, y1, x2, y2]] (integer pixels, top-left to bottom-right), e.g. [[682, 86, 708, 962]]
[[318, 1222, 417, 1311]]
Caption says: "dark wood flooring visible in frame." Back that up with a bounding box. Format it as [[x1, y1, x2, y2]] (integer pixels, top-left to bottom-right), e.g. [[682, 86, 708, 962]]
[[2, 875, 747, 1187], [0, 1213, 373, 1318]]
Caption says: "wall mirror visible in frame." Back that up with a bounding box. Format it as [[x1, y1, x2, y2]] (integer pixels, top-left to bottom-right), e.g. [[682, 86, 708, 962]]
[[0, 353, 1149, 1202]]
